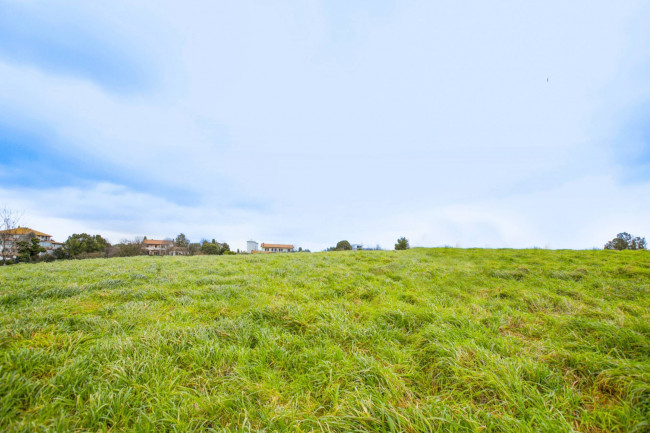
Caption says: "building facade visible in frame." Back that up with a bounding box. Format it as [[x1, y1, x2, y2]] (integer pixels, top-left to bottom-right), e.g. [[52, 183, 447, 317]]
[[141, 239, 173, 256], [260, 243, 294, 253], [169, 246, 189, 256], [0, 227, 61, 260]]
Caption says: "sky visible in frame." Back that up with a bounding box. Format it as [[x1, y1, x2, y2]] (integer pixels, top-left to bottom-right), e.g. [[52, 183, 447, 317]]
[[1, 0, 649, 251]]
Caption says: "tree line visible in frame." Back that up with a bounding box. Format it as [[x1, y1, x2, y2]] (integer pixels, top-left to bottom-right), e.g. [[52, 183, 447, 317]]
[[49, 233, 237, 261], [1, 206, 647, 265], [325, 237, 410, 251]]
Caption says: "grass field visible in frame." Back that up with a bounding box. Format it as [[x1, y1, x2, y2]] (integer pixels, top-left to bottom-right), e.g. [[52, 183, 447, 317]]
[[0, 249, 648, 432]]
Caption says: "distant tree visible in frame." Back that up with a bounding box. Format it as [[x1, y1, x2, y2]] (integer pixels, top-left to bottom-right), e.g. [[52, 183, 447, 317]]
[[335, 240, 352, 251], [175, 233, 189, 248], [0, 206, 21, 264], [298, 247, 303, 252], [604, 232, 647, 250], [188, 243, 201, 255], [395, 237, 410, 250], [16, 235, 46, 263], [114, 237, 144, 257], [64, 233, 110, 257], [201, 241, 220, 255], [200, 239, 230, 255]]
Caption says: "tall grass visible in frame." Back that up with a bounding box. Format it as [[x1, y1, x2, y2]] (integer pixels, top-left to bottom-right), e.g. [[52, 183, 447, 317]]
[[0, 248, 648, 432]]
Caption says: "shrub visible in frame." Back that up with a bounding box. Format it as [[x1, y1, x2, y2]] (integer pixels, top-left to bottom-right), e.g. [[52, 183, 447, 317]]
[[395, 237, 410, 250], [41, 254, 56, 263]]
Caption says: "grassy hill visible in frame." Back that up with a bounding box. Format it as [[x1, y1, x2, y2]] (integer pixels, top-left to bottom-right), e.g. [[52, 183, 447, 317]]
[[0, 249, 648, 432]]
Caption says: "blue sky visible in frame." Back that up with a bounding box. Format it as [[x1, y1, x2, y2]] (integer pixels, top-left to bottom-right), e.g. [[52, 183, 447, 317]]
[[1, 0, 649, 250]]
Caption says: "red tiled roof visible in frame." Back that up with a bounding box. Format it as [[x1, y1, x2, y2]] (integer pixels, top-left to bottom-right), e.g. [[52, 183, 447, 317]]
[[261, 243, 293, 249], [142, 239, 173, 245]]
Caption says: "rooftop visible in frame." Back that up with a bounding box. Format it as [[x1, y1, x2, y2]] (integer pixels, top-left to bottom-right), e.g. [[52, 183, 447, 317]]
[[261, 243, 294, 249], [0, 227, 52, 237], [142, 239, 173, 245]]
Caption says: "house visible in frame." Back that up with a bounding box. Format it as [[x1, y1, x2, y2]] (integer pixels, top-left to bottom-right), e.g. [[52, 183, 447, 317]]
[[0, 227, 62, 259], [141, 239, 173, 256], [169, 246, 189, 256], [260, 243, 294, 253]]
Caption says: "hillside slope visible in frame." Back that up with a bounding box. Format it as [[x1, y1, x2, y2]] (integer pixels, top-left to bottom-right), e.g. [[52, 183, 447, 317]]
[[1, 249, 648, 432]]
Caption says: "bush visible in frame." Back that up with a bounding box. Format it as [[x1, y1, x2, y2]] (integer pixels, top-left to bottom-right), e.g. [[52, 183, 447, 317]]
[[41, 254, 56, 263], [201, 241, 230, 255], [53, 248, 69, 260], [395, 237, 410, 250]]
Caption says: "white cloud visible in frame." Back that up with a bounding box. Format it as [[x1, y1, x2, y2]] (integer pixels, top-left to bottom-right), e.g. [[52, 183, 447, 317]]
[[1, 0, 649, 249], [2, 174, 649, 251]]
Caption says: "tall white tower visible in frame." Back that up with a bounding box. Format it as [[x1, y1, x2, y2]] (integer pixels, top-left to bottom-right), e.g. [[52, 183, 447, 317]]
[[246, 240, 259, 253]]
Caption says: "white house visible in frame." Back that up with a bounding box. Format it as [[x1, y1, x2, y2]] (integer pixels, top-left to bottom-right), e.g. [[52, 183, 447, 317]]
[[141, 239, 173, 256], [0, 227, 61, 260], [260, 243, 294, 253]]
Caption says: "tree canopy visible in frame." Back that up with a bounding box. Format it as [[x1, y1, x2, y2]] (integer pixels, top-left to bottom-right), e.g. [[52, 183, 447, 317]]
[[201, 240, 230, 255], [175, 233, 189, 248], [64, 233, 110, 257], [604, 232, 646, 250], [335, 240, 352, 251], [16, 236, 46, 262], [395, 237, 410, 250]]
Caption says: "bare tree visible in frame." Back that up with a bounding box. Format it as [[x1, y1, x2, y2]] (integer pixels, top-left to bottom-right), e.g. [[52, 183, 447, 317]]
[[1, 206, 22, 264]]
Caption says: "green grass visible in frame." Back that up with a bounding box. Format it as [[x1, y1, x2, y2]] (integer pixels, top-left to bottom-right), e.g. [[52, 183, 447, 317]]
[[0, 248, 648, 432]]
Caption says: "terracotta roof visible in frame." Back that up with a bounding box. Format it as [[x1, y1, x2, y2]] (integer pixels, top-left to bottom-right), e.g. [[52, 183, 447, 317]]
[[142, 239, 173, 245], [261, 243, 294, 249], [0, 227, 52, 237]]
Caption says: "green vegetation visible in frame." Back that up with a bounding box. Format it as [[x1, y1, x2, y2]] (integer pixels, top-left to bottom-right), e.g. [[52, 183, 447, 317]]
[[395, 237, 410, 250], [605, 232, 647, 250], [62, 233, 111, 258], [16, 236, 46, 263], [201, 240, 231, 255], [0, 248, 648, 432], [332, 240, 352, 251]]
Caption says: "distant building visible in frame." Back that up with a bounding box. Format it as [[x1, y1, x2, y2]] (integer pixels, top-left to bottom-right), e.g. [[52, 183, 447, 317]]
[[0, 227, 62, 259], [169, 246, 189, 256], [246, 240, 259, 253], [260, 243, 294, 253], [142, 239, 173, 256]]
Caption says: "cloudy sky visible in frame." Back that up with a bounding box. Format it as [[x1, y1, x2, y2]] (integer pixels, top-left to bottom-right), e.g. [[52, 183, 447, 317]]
[[1, 0, 649, 251]]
